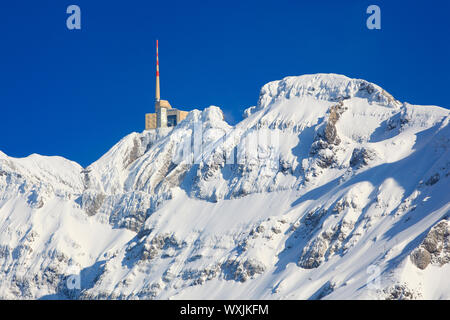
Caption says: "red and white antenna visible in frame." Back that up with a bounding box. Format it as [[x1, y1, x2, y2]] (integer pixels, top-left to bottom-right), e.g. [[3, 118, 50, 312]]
[[155, 39, 160, 102]]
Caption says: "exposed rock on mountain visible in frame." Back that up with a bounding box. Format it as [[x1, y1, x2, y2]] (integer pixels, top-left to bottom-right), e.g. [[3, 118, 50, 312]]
[[410, 219, 449, 269]]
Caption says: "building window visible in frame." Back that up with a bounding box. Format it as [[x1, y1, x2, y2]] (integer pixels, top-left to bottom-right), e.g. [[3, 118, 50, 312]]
[[167, 115, 177, 127]]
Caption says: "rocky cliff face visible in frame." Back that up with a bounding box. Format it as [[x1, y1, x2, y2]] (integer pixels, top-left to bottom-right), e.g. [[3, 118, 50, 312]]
[[0, 74, 449, 299]]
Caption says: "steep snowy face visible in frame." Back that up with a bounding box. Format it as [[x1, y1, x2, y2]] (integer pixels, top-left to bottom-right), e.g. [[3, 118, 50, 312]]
[[84, 106, 230, 195], [0, 153, 83, 207], [0, 73, 449, 300], [77, 106, 232, 230], [194, 74, 447, 201]]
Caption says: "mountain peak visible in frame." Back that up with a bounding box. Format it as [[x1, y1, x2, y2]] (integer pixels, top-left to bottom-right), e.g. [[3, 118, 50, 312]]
[[256, 73, 401, 111]]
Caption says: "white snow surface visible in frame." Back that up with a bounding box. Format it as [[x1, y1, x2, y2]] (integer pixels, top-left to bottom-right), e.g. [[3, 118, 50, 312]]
[[0, 73, 449, 299]]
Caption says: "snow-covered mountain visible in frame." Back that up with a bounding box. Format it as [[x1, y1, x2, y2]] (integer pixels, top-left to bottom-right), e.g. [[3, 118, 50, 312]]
[[0, 73, 449, 299]]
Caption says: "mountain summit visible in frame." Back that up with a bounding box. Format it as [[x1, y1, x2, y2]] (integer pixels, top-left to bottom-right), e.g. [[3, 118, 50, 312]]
[[0, 74, 449, 299]]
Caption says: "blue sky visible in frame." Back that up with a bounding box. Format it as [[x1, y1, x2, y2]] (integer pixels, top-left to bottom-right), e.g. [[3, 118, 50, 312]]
[[0, 0, 449, 167]]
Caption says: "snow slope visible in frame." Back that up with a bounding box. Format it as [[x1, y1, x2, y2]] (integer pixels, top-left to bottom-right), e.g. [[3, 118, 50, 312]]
[[0, 73, 449, 299]]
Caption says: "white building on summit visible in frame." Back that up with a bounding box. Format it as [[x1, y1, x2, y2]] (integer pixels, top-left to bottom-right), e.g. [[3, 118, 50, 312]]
[[145, 40, 188, 130]]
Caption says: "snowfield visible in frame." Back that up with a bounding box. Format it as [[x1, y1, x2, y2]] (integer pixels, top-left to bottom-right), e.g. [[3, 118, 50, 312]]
[[0, 73, 449, 299]]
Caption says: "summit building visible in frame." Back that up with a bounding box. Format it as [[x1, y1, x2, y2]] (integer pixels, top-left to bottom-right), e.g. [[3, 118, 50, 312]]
[[145, 40, 188, 130]]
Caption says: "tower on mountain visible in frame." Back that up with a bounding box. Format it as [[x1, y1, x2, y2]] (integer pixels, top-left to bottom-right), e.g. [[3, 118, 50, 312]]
[[145, 40, 188, 130]]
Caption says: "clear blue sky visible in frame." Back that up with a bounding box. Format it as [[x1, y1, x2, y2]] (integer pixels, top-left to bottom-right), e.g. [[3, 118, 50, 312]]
[[0, 0, 449, 167]]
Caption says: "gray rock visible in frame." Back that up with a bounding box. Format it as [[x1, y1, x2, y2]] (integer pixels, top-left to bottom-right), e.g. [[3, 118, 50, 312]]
[[298, 236, 329, 269], [350, 147, 377, 168], [221, 258, 266, 282], [384, 283, 420, 300], [410, 248, 431, 270], [410, 219, 450, 269], [309, 102, 347, 169], [324, 102, 346, 146], [81, 191, 106, 216]]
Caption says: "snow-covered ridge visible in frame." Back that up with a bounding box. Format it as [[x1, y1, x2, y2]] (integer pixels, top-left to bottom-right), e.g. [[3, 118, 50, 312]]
[[253, 73, 400, 114], [0, 73, 449, 299]]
